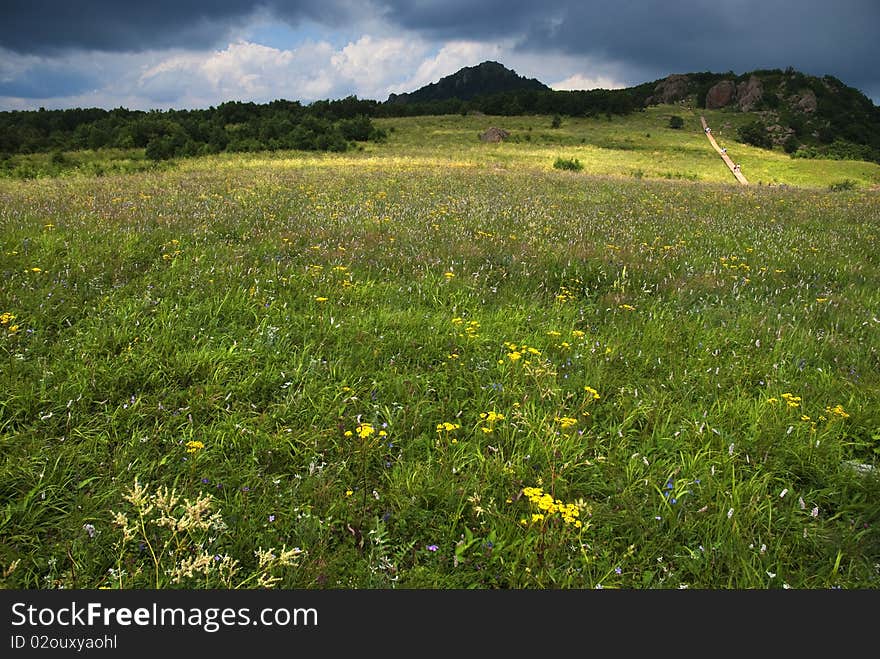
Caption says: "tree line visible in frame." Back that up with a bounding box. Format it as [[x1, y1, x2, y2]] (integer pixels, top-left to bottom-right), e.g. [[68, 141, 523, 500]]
[[0, 97, 388, 160], [376, 87, 648, 119]]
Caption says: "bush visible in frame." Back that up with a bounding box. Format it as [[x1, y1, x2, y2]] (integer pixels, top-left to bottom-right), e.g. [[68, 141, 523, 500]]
[[668, 115, 685, 129], [338, 115, 374, 141], [551, 114, 562, 129], [783, 135, 800, 154], [737, 121, 773, 149], [553, 157, 583, 171], [828, 179, 856, 192], [145, 137, 177, 161]]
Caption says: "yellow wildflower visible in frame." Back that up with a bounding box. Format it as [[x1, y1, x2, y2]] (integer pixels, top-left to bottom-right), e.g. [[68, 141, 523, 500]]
[[436, 422, 460, 433], [781, 393, 801, 409], [825, 404, 849, 419]]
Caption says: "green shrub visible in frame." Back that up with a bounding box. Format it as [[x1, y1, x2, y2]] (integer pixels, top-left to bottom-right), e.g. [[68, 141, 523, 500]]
[[553, 157, 583, 171], [828, 179, 856, 191], [737, 121, 773, 149], [668, 115, 685, 129], [783, 135, 800, 154]]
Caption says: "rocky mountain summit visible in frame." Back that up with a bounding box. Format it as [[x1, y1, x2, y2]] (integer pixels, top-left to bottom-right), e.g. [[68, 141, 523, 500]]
[[387, 61, 548, 104]]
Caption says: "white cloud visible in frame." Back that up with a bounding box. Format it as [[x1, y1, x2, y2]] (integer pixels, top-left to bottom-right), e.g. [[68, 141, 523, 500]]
[[131, 36, 510, 106], [137, 40, 340, 105], [330, 35, 430, 98], [199, 41, 294, 95], [550, 73, 625, 91]]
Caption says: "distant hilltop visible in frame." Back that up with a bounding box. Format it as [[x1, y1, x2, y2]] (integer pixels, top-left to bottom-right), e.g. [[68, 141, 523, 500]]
[[386, 60, 549, 104]]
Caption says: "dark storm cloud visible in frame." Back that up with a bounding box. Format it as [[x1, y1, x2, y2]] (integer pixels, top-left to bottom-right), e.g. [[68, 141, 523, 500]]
[[517, 1, 879, 88], [0, 1, 360, 54], [0, 68, 97, 99], [378, 0, 879, 97]]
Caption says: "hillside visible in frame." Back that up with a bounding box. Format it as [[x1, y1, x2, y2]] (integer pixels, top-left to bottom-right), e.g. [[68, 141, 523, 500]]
[[382, 62, 880, 163], [640, 68, 880, 161], [386, 60, 549, 104]]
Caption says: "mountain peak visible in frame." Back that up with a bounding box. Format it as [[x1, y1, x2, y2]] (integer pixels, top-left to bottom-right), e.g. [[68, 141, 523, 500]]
[[387, 61, 549, 104]]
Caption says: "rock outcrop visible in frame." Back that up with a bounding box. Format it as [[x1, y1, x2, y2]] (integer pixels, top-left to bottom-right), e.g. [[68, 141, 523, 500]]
[[793, 89, 818, 113], [736, 76, 764, 111], [704, 77, 764, 111], [648, 74, 691, 104], [705, 80, 737, 109]]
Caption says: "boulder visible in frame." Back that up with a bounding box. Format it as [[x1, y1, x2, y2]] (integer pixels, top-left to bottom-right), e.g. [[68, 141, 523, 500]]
[[705, 80, 737, 109], [736, 76, 764, 111], [480, 127, 510, 143]]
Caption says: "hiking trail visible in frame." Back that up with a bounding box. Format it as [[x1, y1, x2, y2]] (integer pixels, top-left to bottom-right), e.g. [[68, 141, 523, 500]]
[[700, 116, 748, 185]]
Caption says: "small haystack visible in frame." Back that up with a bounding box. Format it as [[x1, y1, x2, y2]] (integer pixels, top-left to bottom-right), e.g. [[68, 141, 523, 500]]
[[480, 127, 510, 143]]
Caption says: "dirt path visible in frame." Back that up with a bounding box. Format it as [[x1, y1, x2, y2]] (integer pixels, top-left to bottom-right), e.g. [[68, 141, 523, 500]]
[[700, 116, 748, 185]]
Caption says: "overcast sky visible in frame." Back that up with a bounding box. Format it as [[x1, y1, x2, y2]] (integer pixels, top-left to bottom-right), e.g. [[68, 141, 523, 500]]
[[1, 1, 877, 111]]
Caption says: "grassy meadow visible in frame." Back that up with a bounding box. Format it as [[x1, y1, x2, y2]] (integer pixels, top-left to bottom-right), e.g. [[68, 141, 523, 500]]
[[1, 108, 879, 589]]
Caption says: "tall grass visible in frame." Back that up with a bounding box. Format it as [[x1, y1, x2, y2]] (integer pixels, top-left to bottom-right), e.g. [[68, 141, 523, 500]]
[[1, 145, 878, 589]]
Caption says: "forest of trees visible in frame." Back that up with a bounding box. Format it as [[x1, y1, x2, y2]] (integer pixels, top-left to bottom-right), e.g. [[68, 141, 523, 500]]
[[376, 87, 645, 119], [0, 97, 387, 161]]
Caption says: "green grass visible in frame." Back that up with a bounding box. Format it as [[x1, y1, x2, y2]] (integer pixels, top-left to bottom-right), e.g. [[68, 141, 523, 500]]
[[363, 107, 880, 189], [6, 106, 880, 190], [1, 114, 879, 590], [1, 148, 173, 180]]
